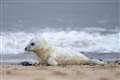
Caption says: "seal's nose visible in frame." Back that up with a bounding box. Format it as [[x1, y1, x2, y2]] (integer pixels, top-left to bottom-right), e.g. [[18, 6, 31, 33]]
[[24, 47, 27, 51]]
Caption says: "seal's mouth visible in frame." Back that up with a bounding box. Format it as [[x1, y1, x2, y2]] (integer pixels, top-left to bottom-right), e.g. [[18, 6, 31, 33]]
[[24, 47, 33, 54], [24, 47, 31, 51]]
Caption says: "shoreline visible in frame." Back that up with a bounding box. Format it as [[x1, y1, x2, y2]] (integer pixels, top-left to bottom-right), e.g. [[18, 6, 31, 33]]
[[1, 52, 120, 65]]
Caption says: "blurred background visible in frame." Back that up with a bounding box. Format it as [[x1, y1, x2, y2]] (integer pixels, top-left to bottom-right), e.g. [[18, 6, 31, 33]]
[[0, 0, 120, 64]]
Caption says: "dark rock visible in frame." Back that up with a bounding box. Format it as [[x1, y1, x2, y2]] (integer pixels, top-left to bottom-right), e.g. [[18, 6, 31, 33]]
[[20, 61, 33, 66]]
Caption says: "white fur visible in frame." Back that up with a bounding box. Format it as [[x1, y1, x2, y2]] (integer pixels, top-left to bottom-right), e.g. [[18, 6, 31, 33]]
[[25, 37, 104, 65]]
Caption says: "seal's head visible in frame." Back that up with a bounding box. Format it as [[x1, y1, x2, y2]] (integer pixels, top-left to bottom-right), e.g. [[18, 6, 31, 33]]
[[25, 37, 49, 52]]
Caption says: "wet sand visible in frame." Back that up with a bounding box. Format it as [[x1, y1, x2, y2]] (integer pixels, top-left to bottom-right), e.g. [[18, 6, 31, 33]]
[[0, 64, 120, 80]]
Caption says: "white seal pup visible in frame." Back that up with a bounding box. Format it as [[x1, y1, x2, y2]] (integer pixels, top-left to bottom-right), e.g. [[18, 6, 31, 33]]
[[25, 37, 105, 66]]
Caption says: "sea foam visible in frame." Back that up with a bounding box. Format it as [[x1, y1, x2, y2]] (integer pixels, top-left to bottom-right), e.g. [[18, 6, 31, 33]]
[[0, 29, 120, 54]]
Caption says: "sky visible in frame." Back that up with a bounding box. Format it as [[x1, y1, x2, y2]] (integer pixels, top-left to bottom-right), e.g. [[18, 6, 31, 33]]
[[0, 0, 119, 31]]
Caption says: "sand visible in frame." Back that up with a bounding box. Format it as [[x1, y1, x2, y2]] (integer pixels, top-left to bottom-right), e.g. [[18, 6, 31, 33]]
[[0, 64, 120, 80]]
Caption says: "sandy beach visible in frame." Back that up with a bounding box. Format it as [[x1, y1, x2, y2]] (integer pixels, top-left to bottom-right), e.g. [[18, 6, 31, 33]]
[[0, 64, 120, 80]]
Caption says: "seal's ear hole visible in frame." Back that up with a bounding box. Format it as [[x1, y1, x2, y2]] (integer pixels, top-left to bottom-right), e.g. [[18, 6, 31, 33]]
[[30, 42, 35, 46]]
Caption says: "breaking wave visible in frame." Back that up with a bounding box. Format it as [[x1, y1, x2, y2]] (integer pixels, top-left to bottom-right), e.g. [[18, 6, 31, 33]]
[[0, 28, 120, 54]]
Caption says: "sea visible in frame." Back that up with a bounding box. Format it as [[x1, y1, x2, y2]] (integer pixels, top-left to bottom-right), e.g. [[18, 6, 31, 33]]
[[0, 0, 120, 64]]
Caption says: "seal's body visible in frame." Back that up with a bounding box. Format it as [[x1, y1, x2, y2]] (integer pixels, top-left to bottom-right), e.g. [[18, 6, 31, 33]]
[[25, 37, 105, 66]]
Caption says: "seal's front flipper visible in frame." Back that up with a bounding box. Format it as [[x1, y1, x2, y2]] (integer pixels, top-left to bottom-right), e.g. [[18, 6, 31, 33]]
[[47, 57, 58, 66]]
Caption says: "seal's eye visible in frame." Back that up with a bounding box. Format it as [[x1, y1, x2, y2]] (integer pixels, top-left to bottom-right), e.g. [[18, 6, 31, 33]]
[[31, 42, 35, 46]]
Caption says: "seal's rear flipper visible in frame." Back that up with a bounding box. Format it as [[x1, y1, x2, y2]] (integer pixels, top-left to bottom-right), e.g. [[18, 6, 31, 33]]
[[88, 59, 106, 65]]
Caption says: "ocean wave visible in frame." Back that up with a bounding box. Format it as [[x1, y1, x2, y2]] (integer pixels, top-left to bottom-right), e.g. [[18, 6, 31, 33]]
[[0, 30, 120, 54]]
